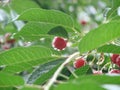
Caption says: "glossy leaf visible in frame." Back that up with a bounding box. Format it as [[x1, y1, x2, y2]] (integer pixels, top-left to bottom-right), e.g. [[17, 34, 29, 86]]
[[70, 65, 89, 79], [14, 23, 69, 41], [97, 44, 120, 54], [77, 75, 120, 84], [19, 86, 41, 90], [0, 87, 13, 90], [54, 75, 120, 90], [14, 22, 56, 41], [18, 8, 74, 28], [54, 79, 105, 90], [0, 72, 24, 87], [78, 21, 120, 53], [0, 46, 60, 73]]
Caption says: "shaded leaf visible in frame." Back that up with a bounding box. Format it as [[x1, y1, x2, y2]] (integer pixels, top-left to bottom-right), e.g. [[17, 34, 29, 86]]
[[27, 59, 64, 84], [4, 0, 40, 14], [107, 0, 120, 20], [48, 26, 69, 38]]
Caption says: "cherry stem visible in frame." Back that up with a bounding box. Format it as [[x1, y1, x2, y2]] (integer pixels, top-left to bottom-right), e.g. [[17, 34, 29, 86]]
[[101, 62, 111, 71], [43, 52, 80, 90], [67, 66, 78, 78], [90, 54, 96, 65], [59, 73, 69, 80]]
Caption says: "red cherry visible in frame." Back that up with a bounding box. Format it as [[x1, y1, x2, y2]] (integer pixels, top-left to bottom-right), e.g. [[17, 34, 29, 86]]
[[110, 54, 119, 64], [80, 20, 87, 26], [52, 37, 67, 51], [109, 69, 120, 74], [116, 56, 120, 67], [6, 39, 15, 44], [73, 58, 86, 68]]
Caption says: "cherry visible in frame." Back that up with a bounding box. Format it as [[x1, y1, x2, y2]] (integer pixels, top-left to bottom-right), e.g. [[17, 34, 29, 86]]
[[73, 58, 86, 68], [110, 54, 119, 64], [109, 69, 120, 74], [80, 20, 87, 26], [52, 37, 67, 51], [6, 39, 15, 44], [116, 56, 120, 67]]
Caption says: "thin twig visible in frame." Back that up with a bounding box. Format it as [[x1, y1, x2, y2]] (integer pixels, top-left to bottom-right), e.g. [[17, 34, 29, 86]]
[[67, 66, 78, 78], [43, 52, 80, 90], [59, 73, 69, 80]]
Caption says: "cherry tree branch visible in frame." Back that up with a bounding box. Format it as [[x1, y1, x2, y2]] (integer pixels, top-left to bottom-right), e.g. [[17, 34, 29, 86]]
[[43, 52, 80, 90]]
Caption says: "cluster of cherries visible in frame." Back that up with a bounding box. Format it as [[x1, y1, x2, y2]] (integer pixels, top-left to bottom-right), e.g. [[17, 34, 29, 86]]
[[52, 37, 120, 75], [72, 55, 120, 75]]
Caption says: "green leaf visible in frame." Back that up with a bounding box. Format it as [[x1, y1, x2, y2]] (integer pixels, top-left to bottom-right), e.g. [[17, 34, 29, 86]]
[[97, 44, 120, 54], [70, 65, 89, 79], [27, 59, 64, 84], [19, 86, 41, 90], [0, 46, 60, 73], [14, 22, 56, 41], [54, 75, 120, 90], [78, 21, 120, 53], [53, 79, 105, 90], [107, 0, 120, 20], [14, 23, 69, 41], [78, 75, 120, 84], [48, 26, 69, 38], [0, 87, 13, 90], [3, 0, 40, 14], [18, 8, 74, 28], [0, 72, 24, 87]]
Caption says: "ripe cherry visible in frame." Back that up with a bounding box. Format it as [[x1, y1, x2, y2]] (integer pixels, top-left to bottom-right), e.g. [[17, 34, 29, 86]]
[[109, 69, 120, 74], [52, 37, 67, 51], [110, 54, 119, 64], [6, 39, 15, 44], [80, 20, 87, 26], [116, 56, 120, 67], [73, 58, 86, 68]]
